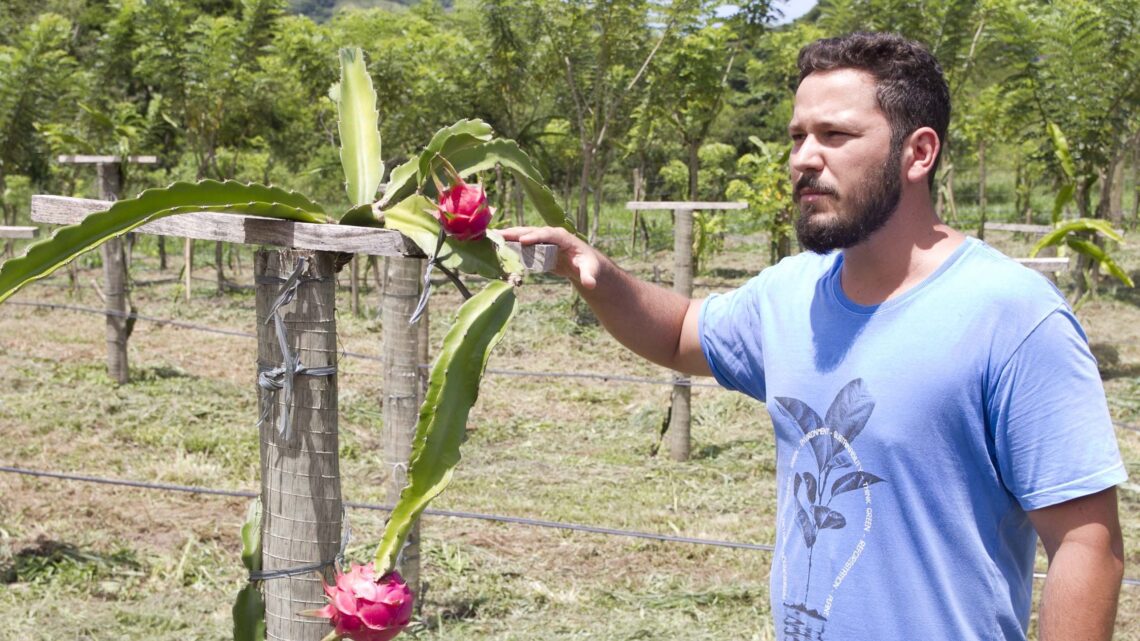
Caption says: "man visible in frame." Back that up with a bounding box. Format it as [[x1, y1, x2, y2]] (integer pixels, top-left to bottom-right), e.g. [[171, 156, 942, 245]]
[[504, 33, 1126, 640]]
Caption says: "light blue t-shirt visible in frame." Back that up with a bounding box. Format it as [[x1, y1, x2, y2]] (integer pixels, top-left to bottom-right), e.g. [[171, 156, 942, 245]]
[[699, 237, 1126, 641]]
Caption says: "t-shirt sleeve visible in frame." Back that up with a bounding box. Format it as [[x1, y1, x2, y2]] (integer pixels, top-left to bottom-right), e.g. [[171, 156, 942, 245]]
[[989, 307, 1128, 511], [699, 284, 767, 401]]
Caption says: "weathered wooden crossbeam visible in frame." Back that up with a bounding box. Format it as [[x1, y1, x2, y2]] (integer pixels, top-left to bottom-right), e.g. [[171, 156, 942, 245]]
[[30, 194, 556, 271], [984, 222, 1053, 234], [984, 221, 1126, 236], [626, 200, 747, 211], [0, 226, 38, 239], [57, 155, 158, 165], [1016, 256, 1069, 273]]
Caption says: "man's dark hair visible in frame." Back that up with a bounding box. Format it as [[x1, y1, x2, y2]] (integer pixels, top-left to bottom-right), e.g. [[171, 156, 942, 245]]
[[797, 32, 950, 188]]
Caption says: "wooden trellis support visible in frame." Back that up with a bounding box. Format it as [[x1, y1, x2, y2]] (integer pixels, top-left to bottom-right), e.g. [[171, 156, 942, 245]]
[[56, 156, 159, 384], [981, 221, 1100, 284], [0, 226, 38, 239], [0, 226, 37, 263], [31, 194, 555, 641], [627, 201, 747, 462]]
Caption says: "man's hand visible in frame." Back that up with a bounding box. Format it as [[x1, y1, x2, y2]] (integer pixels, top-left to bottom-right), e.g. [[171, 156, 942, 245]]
[[501, 226, 602, 289], [1028, 487, 1125, 641], [501, 226, 711, 377]]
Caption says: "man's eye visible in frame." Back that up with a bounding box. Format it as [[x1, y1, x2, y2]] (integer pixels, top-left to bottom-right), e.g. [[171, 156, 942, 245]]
[[790, 133, 805, 142], [826, 131, 850, 138]]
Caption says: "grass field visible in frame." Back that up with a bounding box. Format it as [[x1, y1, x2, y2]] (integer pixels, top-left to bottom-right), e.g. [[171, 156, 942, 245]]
[[1, 213, 1138, 640]]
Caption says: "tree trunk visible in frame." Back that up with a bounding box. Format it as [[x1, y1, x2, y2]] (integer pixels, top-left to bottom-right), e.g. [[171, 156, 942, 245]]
[[0, 173, 12, 258], [1076, 177, 1093, 219], [1131, 143, 1140, 226], [687, 140, 700, 202], [944, 161, 958, 224], [1070, 178, 1096, 299], [98, 162, 129, 385], [576, 144, 594, 234], [590, 158, 605, 244], [935, 174, 944, 220], [255, 249, 342, 641], [381, 256, 424, 597], [513, 177, 526, 227], [215, 241, 226, 294], [630, 168, 644, 252], [668, 207, 694, 462], [773, 207, 793, 264], [1107, 156, 1125, 227], [977, 139, 987, 241], [158, 236, 167, 271], [1015, 159, 1031, 224], [493, 165, 508, 227]]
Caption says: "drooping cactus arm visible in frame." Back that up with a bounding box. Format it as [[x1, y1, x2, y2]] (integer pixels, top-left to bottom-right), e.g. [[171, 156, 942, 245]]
[[374, 280, 518, 573], [0, 180, 331, 305]]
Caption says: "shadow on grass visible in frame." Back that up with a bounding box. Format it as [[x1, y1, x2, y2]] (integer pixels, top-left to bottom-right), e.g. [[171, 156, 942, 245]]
[[416, 595, 489, 630], [693, 438, 759, 461], [1091, 342, 1140, 380], [1, 537, 141, 584], [1103, 269, 1140, 307], [706, 267, 753, 280], [131, 366, 195, 383]]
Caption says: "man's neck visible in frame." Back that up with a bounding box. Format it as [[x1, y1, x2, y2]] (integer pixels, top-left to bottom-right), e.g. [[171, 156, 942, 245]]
[[839, 196, 966, 306]]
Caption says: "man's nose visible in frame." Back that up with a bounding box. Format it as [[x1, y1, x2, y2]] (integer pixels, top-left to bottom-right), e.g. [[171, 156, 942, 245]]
[[790, 136, 824, 174]]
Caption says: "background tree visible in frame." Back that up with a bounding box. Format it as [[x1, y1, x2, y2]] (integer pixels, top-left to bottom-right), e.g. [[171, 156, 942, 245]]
[[0, 13, 79, 235], [544, 0, 660, 239]]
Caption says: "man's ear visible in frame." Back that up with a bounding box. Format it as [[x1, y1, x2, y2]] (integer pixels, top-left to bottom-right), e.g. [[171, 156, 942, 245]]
[[903, 127, 940, 184]]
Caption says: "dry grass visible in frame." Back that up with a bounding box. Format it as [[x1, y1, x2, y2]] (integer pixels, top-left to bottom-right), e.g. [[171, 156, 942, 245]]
[[0, 225, 1138, 640]]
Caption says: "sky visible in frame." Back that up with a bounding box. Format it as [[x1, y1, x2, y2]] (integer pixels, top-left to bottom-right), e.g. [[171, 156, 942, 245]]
[[776, 0, 818, 24], [715, 0, 818, 26]]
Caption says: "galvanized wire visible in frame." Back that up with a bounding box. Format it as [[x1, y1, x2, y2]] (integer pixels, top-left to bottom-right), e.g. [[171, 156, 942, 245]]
[[2, 464, 1136, 586], [0, 465, 773, 553]]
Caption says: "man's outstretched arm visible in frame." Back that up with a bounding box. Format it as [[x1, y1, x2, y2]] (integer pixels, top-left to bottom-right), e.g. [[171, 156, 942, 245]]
[[502, 226, 711, 377], [1028, 487, 1125, 641]]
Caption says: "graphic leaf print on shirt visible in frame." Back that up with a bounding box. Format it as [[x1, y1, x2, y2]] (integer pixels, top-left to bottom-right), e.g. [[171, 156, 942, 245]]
[[773, 378, 886, 641]]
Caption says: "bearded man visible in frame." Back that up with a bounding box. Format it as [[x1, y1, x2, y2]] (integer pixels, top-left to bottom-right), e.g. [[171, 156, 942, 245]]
[[504, 32, 1125, 640]]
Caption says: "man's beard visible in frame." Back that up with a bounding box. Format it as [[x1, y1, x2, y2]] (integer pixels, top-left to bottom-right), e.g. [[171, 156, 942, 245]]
[[793, 148, 902, 254]]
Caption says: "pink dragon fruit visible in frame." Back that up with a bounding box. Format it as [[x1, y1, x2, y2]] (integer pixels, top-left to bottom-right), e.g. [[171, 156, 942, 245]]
[[435, 178, 493, 241], [307, 563, 414, 641]]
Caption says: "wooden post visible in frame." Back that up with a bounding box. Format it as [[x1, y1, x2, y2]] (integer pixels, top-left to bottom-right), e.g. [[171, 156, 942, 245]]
[[184, 238, 193, 302], [370, 257, 383, 317], [669, 207, 694, 462], [626, 201, 746, 462], [350, 255, 360, 317], [256, 249, 342, 641], [215, 240, 226, 294], [381, 256, 424, 597], [56, 156, 156, 383], [96, 162, 131, 385]]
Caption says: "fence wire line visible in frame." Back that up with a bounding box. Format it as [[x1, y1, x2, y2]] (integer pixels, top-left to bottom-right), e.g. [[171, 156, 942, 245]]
[[5, 300, 721, 388], [2, 464, 1137, 587], [0, 465, 772, 553], [10, 298, 1140, 403]]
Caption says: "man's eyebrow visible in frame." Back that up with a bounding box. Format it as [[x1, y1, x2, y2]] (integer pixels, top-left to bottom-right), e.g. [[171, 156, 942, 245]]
[[787, 119, 862, 135]]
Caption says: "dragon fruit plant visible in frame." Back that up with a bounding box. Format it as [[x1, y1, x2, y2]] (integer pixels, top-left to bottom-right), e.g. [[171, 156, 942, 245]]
[[0, 48, 576, 641]]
